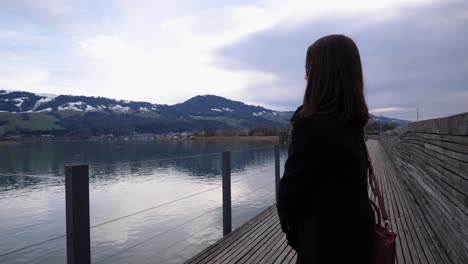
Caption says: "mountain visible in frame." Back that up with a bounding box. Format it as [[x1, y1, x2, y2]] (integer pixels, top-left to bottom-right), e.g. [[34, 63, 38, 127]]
[[0, 90, 159, 113], [369, 113, 410, 127], [0, 90, 291, 137], [0, 90, 409, 138]]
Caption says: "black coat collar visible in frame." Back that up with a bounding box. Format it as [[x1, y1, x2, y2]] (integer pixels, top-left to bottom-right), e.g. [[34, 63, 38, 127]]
[[290, 105, 303, 125]]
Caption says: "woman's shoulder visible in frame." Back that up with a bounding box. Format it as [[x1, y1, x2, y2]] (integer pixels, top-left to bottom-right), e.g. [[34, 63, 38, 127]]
[[290, 106, 336, 128]]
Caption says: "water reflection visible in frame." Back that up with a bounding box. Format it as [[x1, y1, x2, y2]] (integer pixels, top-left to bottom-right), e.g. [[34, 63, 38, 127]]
[[0, 139, 287, 264]]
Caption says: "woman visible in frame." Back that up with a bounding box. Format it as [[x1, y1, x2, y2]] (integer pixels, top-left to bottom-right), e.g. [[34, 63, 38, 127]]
[[277, 34, 374, 264]]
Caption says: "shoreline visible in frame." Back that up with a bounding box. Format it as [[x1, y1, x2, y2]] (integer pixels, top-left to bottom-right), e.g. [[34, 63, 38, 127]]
[[169, 136, 279, 141], [0, 135, 280, 144]]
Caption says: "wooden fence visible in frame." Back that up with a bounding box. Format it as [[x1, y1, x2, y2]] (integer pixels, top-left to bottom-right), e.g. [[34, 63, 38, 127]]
[[380, 112, 468, 264]]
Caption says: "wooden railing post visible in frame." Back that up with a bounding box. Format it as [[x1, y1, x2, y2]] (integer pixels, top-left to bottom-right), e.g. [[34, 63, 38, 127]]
[[65, 165, 91, 264], [274, 145, 280, 198], [221, 151, 232, 236]]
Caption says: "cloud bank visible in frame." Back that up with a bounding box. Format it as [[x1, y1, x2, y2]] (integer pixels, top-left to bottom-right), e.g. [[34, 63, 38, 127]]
[[0, 0, 466, 120]]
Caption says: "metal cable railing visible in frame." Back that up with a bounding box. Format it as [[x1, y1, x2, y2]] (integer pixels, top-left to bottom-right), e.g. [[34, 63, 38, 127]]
[[94, 205, 222, 264], [89, 186, 221, 229], [0, 234, 66, 257], [89, 152, 222, 169], [0, 144, 282, 263], [136, 191, 276, 264], [0, 171, 63, 179], [97, 181, 276, 264], [89, 167, 270, 229], [0, 178, 273, 258]]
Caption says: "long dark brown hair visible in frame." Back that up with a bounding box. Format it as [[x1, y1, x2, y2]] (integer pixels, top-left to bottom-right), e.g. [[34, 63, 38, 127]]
[[301, 34, 369, 127]]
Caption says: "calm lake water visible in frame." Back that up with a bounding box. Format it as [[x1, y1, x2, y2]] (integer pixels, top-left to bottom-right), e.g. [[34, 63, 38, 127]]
[[0, 139, 287, 264]]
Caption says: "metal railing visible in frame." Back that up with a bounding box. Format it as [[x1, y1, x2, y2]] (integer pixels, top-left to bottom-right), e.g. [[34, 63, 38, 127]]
[[0, 144, 282, 264]]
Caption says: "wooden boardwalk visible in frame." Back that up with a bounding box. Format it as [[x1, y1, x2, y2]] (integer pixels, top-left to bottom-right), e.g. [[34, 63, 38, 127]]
[[185, 140, 451, 264]]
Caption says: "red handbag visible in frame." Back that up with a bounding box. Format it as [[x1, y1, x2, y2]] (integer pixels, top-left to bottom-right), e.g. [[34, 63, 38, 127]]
[[366, 147, 397, 264]]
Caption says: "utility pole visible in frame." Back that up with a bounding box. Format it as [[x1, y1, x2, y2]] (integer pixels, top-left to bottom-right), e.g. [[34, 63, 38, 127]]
[[417, 108, 419, 121], [379, 114, 382, 140]]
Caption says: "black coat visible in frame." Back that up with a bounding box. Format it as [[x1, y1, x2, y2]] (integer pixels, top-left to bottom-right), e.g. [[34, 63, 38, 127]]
[[277, 107, 374, 264]]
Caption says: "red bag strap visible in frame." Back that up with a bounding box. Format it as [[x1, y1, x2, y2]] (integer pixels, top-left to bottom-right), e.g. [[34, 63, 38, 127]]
[[367, 152, 389, 222], [362, 137, 390, 228]]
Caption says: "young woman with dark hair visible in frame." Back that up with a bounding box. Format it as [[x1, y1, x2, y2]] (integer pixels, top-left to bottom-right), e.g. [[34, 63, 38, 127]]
[[277, 34, 374, 264]]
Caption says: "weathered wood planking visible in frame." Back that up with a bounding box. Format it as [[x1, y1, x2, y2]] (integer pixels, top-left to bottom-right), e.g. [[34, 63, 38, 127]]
[[381, 112, 468, 264], [185, 140, 451, 264]]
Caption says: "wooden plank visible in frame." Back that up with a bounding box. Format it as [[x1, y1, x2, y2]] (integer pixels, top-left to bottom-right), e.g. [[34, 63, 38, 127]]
[[387, 142, 467, 239], [380, 136, 467, 264], [187, 207, 275, 264], [369, 140, 453, 264], [216, 214, 279, 263], [409, 132, 468, 146], [403, 137, 468, 162], [205, 210, 278, 263], [392, 167, 453, 264], [400, 140, 468, 176], [273, 246, 294, 264], [372, 147, 405, 264], [396, 145, 468, 239], [400, 140, 467, 181], [370, 142, 409, 263], [283, 247, 297, 263], [239, 222, 283, 263], [398, 142, 468, 205], [258, 231, 289, 263], [401, 134, 468, 154], [383, 155, 423, 263], [399, 144, 468, 224], [387, 158, 448, 264]]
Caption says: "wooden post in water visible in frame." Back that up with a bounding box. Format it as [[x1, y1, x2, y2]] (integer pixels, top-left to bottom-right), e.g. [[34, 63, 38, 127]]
[[274, 145, 280, 198], [221, 151, 232, 236], [65, 165, 91, 264]]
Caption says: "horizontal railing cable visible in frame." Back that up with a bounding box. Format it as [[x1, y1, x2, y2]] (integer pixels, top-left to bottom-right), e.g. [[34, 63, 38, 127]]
[[100, 180, 276, 264], [137, 214, 224, 264], [0, 146, 279, 260], [137, 189, 276, 264], [0, 145, 276, 178], [89, 169, 268, 229], [91, 146, 275, 169], [94, 205, 222, 264], [0, 170, 62, 179], [90, 152, 222, 169], [231, 146, 275, 153], [0, 177, 275, 260], [90, 186, 220, 229], [0, 234, 66, 257]]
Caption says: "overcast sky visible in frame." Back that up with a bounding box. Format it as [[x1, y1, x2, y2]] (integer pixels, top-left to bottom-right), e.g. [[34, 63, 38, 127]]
[[0, 0, 466, 120]]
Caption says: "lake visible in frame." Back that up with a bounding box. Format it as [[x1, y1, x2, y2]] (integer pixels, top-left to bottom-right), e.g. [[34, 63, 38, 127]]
[[0, 139, 287, 264]]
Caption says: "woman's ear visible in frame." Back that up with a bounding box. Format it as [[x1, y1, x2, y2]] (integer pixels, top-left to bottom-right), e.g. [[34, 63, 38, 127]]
[[304, 69, 309, 81]]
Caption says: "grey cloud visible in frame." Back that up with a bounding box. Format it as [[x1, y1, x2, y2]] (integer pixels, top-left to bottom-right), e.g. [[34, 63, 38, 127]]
[[215, 0, 468, 119]]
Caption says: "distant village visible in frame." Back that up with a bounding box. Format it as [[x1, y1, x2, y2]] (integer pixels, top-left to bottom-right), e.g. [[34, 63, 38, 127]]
[[1, 126, 290, 143]]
